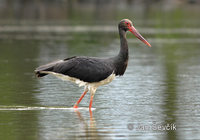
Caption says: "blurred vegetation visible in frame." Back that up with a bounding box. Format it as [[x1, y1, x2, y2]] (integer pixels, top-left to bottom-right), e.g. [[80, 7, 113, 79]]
[[0, 0, 199, 41], [0, 0, 199, 26]]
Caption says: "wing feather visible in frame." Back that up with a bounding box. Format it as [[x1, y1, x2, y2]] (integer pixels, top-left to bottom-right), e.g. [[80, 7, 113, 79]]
[[52, 57, 114, 82]]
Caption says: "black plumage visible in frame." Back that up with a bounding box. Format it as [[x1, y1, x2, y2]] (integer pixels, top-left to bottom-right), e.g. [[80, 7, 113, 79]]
[[35, 56, 115, 82], [34, 19, 151, 109], [35, 20, 130, 81]]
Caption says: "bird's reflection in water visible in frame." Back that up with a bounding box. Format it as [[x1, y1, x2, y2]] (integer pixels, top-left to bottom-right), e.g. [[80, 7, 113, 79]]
[[74, 109, 100, 139]]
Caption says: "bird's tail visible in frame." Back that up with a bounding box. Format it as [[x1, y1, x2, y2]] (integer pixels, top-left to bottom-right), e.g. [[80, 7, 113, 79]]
[[35, 70, 48, 77], [34, 60, 63, 77], [35, 67, 52, 78]]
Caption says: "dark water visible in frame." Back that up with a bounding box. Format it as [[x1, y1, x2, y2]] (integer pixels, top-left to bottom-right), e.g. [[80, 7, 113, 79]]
[[0, 2, 200, 139], [0, 30, 200, 139]]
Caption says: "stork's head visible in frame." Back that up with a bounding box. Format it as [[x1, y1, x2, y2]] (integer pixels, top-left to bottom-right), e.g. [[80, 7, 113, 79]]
[[119, 19, 151, 47]]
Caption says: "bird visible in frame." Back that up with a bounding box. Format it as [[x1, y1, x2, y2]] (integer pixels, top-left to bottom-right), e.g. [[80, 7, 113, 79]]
[[34, 19, 151, 109]]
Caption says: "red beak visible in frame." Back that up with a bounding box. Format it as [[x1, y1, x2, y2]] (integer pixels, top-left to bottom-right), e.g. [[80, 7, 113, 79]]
[[128, 26, 151, 47]]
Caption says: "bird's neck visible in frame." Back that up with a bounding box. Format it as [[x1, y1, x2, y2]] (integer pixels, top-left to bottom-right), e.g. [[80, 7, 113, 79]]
[[118, 28, 129, 61], [113, 28, 129, 76]]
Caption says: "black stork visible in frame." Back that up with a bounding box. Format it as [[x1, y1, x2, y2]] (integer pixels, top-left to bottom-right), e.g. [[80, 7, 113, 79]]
[[35, 19, 151, 109]]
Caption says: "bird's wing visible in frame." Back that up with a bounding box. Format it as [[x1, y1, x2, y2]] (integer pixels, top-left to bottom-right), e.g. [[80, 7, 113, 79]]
[[52, 56, 114, 82], [35, 56, 76, 77]]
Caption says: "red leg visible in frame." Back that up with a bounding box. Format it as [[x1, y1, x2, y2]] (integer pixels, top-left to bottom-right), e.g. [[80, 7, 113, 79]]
[[73, 90, 88, 108], [89, 109, 94, 127], [89, 95, 94, 109]]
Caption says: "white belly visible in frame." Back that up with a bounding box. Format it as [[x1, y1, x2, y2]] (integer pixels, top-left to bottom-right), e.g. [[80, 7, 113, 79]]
[[40, 71, 115, 88]]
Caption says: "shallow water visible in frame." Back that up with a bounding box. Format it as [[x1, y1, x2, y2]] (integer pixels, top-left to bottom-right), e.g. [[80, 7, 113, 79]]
[[1, 1, 200, 139], [0, 28, 200, 140]]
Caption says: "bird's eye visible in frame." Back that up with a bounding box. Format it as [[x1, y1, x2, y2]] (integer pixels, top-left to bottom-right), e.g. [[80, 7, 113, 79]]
[[126, 22, 130, 26]]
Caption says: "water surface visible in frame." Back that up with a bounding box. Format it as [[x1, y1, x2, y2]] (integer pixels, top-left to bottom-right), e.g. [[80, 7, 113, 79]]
[[0, 30, 200, 139], [0, 3, 200, 138]]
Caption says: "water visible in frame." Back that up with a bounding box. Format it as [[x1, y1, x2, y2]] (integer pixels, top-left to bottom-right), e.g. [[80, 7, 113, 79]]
[[0, 30, 200, 139], [0, 1, 200, 139]]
